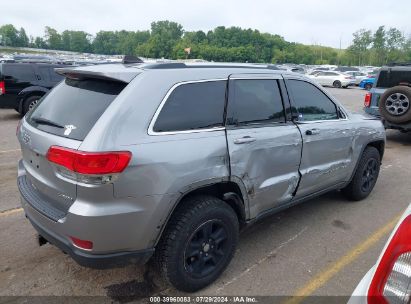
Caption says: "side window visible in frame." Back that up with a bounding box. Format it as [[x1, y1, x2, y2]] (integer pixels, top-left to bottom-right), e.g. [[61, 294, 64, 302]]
[[227, 79, 285, 125], [38, 67, 51, 81], [287, 80, 338, 121], [7, 65, 36, 81], [153, 81, 226, 132]]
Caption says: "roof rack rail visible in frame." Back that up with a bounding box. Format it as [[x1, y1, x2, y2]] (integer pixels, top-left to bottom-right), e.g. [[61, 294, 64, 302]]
[[143, 63, 186, 69], [386, 62, 411, 67], [142, 62, 283, 70]]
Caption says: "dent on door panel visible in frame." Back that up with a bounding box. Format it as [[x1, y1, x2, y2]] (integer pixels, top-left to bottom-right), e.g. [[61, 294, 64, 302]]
[[228, 125, 302, 218]]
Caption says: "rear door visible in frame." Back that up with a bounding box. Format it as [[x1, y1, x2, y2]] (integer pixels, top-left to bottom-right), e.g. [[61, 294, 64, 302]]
[[285, 78, 355, 198], [324, 72, 338, 86], [19, 77, 127, 216], [226, 74, 302, 218]]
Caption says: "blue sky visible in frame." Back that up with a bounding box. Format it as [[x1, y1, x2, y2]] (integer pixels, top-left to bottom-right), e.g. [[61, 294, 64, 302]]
[[2, 0, 410, 48]]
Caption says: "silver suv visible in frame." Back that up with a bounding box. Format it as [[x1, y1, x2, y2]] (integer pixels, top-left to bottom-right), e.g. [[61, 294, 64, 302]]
[[17, 62, 385, 292]]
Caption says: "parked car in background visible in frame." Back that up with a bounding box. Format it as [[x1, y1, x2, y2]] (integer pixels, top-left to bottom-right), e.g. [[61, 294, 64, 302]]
[[308, 71, 355, 88], [359, 77, 376, 90], [308, 70, 323, 76], [335, 66, 360, 72], [17, 62, 385, 292], [349, 203, 411, 304], [364, 63, 411, 132], [0, 62, 65, 115], [346, 71, 368, 85]]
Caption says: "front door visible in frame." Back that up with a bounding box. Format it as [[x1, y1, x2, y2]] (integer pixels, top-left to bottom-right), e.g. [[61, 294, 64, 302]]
[[285, 78, 355, 198], [226, 74, 303, 218]]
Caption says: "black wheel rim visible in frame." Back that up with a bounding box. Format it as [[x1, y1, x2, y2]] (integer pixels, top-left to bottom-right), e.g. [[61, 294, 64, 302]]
[[361, 158, 378, 192], [184, 220, 228, 278]]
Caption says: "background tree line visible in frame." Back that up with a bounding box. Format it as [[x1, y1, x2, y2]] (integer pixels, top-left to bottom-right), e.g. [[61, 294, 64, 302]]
[[0, 21, 410, 66]]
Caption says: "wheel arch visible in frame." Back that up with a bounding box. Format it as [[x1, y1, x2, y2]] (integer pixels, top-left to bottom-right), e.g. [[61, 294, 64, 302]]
[[17, 88, 48, 114], [346, 139, 385, 186], [154, 179, 249, 247]]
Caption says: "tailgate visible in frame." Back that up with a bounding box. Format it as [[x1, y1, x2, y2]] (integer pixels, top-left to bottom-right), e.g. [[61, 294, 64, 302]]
[[19, 121, 81, 219]]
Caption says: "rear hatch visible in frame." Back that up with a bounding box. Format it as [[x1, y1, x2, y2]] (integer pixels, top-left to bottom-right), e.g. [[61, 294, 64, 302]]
[[18, 70, 132, 220]]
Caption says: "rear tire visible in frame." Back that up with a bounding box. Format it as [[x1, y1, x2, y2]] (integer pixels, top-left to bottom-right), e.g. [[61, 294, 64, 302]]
[[154, 195, 239, 292], [333, 80, 342, 88], [23, 95, 42, 115], [342, 147, 380, 201]]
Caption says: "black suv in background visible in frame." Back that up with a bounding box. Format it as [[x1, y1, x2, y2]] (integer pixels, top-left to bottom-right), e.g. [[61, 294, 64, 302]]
[[0, 63, 65, 115]]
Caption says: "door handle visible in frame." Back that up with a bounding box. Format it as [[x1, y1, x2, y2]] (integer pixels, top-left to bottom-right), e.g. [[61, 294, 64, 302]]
[[306, 129, 320, 136], [233, 136, 256, 144]]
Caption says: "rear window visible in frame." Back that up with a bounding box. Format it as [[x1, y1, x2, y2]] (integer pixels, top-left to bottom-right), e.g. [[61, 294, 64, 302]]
[[376, 70, 411, 88], [27, 78, 126, 140]]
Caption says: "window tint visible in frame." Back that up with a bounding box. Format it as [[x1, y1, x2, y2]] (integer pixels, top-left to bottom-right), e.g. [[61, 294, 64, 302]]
[[228, 79, 285, 125], [287, 80, 338, 121], [153, 81, 226, 132], [5, 65, 36, 81], [376, 70, 411, 88], [28, 78, 126, 140], [38, 66, 51, 81]]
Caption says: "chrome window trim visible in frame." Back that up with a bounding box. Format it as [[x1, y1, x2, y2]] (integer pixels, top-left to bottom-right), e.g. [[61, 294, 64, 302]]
[[296, 118, 348, 124], [148, 78, 227, 136]]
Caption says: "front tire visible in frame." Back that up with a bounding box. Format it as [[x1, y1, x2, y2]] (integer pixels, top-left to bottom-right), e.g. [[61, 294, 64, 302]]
[[365, 83, 372, 90], [154, 195, 239, 292], [342, 146, 381, 201]]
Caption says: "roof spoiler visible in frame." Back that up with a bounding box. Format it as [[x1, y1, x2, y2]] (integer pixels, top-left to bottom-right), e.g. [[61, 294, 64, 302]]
[[55, 68, 140, 83]]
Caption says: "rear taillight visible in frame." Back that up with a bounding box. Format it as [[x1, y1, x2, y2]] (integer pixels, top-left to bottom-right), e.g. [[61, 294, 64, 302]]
[[70, 236, 93, 250], [16, 119, 22, 136], [368, 215, 411, 304], [0, 81, 5, 95], [46, 146, 131, 175], [365, 93, 372, 107]]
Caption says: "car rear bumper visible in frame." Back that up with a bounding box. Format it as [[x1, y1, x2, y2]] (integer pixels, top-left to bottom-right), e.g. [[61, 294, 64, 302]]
[[17, 158, 171, 269], [26, 211, 154, 269]]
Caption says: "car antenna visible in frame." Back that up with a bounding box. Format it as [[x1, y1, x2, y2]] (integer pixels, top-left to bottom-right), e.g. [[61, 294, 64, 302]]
[[122, 55, 144, 64]]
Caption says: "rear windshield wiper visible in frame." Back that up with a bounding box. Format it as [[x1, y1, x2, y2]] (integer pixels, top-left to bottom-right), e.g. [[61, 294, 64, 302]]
[[31, 117, 64, 129]]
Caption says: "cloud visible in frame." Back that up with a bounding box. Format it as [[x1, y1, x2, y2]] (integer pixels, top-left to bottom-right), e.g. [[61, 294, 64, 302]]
[[1, 0, 410, 48]]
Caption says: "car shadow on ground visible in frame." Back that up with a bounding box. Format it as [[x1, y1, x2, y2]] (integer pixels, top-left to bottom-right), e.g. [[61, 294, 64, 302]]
[[386, 130, 411, 146]]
